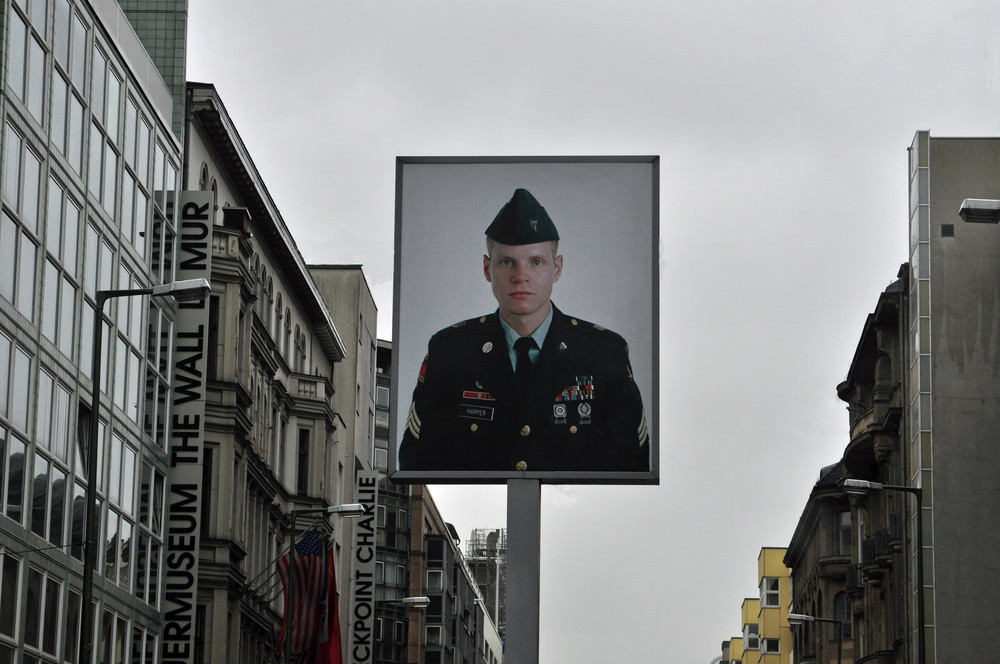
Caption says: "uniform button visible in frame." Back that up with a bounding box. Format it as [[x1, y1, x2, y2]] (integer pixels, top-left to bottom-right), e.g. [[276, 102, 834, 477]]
[[470, 423, 478, 432], [520, 425, 530, 436], [570, 425, 578, 434], [515, 461, 527, 471]]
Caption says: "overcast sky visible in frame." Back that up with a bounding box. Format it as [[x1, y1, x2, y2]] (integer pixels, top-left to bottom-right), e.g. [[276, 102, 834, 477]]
[[187, 1, 999, 660]]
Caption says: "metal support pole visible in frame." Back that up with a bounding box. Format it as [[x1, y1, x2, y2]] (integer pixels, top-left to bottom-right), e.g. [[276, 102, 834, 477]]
[[286, 512, 297, 664], [506, 479, 541, 664], [79, 291, 109, 664]]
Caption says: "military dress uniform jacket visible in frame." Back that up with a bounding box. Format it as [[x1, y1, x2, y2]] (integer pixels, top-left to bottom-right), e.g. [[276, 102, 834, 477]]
[[398, 305, 649, 473]]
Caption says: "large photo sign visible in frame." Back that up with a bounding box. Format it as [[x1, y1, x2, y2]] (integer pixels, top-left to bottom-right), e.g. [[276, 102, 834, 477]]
[[390, 157, 659, 484]]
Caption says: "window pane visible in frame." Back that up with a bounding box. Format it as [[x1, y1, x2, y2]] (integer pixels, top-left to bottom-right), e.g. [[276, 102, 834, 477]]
[[27, 36, 45, 123], [119, 519, 131, 588], [59, 276, 76, 358], [92, 51, 106, 123], [102, 144, 117, 216], [49, 466, 66, 547], [52, 381, 70, 462], [0, 556, 19, 637], [31, 455, 49, 537], [52, 76, 67, 154], [109, 435, 121, 504], [37, 371, 53, 450], [0, 336, 8, 419], [24, 568, 41, 647], [6, 437, 25, 523], [70, 15, 86, 91], [54, 0, 70, 66], [88, 123, 102, 197], [71, 482, 85, 560], [65, 590, 81, 664], [107, 73, 121, 141], [11, 348, 30, 432], [121, 446, 135, 516], [46, 178, 63, 256], [42, 575, 59, 654], [42, 260, 59, 342], [2, 125, 20, 206], [17, 236, 37, 320], [68, 93, 84, 173], [64, 198, 80, 274], [23, 148, 41, 233], [6, 16, 26, 101], [0, 215, 16, 304], [105, 510, 119, 581]]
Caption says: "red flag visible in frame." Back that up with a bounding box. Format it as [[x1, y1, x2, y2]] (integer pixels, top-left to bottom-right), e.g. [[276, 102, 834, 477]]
[[313, 544, 344, 664], [277, 530, 327, 656]]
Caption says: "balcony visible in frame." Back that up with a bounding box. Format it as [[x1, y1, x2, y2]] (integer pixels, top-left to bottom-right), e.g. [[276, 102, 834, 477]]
[[287, 373, 335, 415]]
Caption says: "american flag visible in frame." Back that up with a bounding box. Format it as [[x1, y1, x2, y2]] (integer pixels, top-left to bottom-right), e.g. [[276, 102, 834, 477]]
[[277, 529, 328, 657], [313, 543, 344, 664]]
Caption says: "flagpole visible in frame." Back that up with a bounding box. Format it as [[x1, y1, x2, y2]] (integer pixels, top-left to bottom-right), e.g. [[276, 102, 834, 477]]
[[286, 510, 297, 664], [282, 504, 366, 664]]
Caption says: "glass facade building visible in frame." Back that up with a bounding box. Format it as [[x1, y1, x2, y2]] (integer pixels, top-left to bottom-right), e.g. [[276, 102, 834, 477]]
[[2, 0, 184, 660]]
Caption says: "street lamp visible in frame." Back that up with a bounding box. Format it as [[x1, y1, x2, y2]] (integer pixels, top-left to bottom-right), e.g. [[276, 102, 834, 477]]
[[79, 278, 211, 664], [787, 613, 849, 664], [285, 504, 367, 664], [959, 198, 1000, 224], [841, 478, 925, 664], [394, 596, 431, 608]]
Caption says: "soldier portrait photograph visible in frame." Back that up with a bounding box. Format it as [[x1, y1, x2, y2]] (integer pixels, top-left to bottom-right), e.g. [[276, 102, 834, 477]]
[[391, 157, 659, 483]]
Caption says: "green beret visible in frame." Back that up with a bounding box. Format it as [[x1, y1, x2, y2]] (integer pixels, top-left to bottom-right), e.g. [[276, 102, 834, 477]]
[[485, 188, 560, 245]]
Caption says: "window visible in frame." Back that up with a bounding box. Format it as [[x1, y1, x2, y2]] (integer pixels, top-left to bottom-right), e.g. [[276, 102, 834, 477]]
[[150, 142, 177, 283], [374, 447, 388, 472], [6, 4, 47, 124], [110, 268, 144, 423], [0, 336, 32, 433], [36, 370, 71, 463], [0, 431, 28, 529], [43, 177, 81, 358], [761, 577, 780, 608], [743, 623, 759, 650], [0, 551, 21, 639], [88, 46, 122, 218], [96, 609, 129, 664], [427, 569, 443, 592], [376, 386, 390, 409], [24, 567, 61, 657], [835, 592, 852, 639], [838, 511, 852, 555], [51, 71, 86, 175], [2, 125, 41, 321], [143, 304, 172, 447], [296, 429, 310, 494], [426, 626, 442, 647], [761, 638, 780, 654], [426, 539, 444, 565]]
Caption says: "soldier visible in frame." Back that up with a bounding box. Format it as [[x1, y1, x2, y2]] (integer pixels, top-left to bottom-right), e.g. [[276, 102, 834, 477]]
[[398, 188, 649, 473]]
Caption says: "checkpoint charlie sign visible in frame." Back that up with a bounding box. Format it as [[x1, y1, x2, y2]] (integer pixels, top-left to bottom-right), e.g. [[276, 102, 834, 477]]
[[349, 470, 380, 663]]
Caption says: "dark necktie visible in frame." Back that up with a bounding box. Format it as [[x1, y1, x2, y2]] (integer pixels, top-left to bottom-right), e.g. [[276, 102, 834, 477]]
[[514, 337, 536, 383]]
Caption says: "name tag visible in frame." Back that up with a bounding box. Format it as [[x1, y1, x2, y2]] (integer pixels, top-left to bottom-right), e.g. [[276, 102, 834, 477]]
[[459, 404, 494, 421]]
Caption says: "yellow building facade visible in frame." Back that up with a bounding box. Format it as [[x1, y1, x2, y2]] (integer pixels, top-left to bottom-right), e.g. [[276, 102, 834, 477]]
[[726, 548, 792, 664], [757, 547, 792, 663]]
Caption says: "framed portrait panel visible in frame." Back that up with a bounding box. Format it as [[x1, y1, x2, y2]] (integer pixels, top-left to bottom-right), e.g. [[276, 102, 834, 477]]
[[391, 156, 659, 484]]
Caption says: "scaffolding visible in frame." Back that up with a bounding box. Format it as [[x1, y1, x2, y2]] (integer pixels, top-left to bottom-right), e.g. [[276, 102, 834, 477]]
[[465, 528, 507, 640]]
